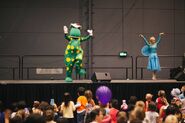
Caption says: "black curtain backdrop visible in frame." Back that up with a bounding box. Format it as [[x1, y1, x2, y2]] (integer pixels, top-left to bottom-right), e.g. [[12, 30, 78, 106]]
[[0, 82, 184, 108]]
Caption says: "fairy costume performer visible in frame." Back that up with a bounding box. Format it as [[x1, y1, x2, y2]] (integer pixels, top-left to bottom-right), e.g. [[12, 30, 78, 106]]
[[63, 23, 93, 82], [139, 33, 164, 80]]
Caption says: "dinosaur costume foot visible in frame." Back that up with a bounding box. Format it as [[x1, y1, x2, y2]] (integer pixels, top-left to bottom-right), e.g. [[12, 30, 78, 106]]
[[65, 77, 73, 82], [79, 69, 86, 76]]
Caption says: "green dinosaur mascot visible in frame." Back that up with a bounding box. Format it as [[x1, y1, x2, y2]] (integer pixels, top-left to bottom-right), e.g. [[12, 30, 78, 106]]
[[63, 23, 93, 82]]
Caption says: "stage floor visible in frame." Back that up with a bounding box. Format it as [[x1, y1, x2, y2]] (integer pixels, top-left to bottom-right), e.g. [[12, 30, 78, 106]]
[[0, 79, 182, 84]]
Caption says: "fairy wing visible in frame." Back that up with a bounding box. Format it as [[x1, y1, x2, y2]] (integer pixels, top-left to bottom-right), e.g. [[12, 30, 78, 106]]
[[141, 45, 151, 56]]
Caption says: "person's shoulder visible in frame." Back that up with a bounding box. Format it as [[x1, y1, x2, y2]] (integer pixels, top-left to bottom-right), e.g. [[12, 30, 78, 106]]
[[70, 101, 75, 104], [79, 96, 87, 100]]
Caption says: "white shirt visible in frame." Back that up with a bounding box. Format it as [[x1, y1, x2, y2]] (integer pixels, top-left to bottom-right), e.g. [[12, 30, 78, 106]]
[[60, 101, 76, 118], [145, 111, 159, 123]]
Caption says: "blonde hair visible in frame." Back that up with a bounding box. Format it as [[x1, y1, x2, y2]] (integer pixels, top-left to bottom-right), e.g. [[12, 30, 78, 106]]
[[165, 115, 178, 123], [145, 93, 153, 100], [85, 90, 93, 102]]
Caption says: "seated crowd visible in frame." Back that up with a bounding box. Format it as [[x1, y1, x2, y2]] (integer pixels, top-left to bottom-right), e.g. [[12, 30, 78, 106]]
[[1, 85, 185, 123]]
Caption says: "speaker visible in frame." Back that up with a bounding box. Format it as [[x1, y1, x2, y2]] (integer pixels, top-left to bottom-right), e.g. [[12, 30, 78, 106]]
[[174, 69, 185, 81], [170, 67, 182, 79], [91, 72, 111, 83]]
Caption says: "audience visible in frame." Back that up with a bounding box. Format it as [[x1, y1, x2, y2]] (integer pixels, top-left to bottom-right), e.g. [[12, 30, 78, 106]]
[[1, 85, 185, 123]]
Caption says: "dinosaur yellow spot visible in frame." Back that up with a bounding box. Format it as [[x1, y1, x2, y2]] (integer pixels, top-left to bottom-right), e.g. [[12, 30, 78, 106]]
[[67, 45, 71, 49], [80, 64, 82, 67], [66, 67, 69, 71], [71, 46, 74, 50], [72, 59, 74, 62], [66, 57, 71, 62], [65, 50, 68, 54]]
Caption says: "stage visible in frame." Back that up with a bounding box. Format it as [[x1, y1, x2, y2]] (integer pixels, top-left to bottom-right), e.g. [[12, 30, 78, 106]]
[[0, 79, 184, 107], [0, 79, 180, 84]]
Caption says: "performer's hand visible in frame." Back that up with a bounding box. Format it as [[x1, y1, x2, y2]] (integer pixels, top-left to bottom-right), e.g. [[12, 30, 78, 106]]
[[159, 32, 164, 36], [139, 34, 144, 38], [63, 26, 68, 34], [87, 29, 93, 36]]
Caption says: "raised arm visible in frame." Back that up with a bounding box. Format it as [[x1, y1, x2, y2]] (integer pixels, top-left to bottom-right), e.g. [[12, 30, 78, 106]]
[[80, 29, 93, 42], [63, 26, 71, 41], [139, 34, 150, 46], [156, 32, 164, 44]]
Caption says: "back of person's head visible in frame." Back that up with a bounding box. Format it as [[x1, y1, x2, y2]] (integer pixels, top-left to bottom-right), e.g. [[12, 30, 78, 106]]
[[135, 101, 145, 109], [84, 90, 93, 102], [38, 101, 49, 112], [165, 115, 178, 123], [100, 108, 106, 116], [77, 87, 85, 96], [56, 118, 69, 123], [24, 114, 45, 123], [16, 109, 26, 120], [128, 96, 137, 105], [63, 92, 71, 107], [131, 107, 145, 121], [166, 104, 178, 116], [130, 119, 143, 123], [43, 109, 54, 121], [145, 93, 153, 101], [90, 108, 101, 121], [158, 90, 166, 97], [33, 101, 40, 108], [117, 111, 127, 123], [9, 115, 23, 123], [11, 102, 18, 112], [148, 101, 157, 111], [110, 99, 119, 109], [17, 100, 26, 110]]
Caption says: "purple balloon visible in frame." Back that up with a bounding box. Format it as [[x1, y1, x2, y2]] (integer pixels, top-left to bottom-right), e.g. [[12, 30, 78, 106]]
[[96, 86, 112, 105]]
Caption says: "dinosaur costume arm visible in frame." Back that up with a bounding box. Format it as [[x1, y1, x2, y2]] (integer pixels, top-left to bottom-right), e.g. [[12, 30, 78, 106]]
[[64, 34, 71, 41], [80, 35, 92, 42]]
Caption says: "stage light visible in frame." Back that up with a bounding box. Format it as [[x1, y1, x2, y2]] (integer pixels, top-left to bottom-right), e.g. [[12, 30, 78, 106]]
[[119, 51, 127, 57]]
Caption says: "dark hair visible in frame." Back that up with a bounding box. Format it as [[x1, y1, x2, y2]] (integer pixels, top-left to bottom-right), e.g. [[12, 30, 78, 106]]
[[63, 92, 71, 107], [148, 102, 157, 111], [77, 87, 85, 96], [130, 119, 143, 123], [38, 101, 49, 112], [57, 118, 69, 123], [90, 108, 101, 121], [43, 109, 54, 121], [129, 96, 137, 105], [111, 99, 119, 109], [10, 115, 23, 123], [24, 114, 45, 123], [17, 100, 26, 110], [166, 104, 179, 116], [158, 90, 166, 97]]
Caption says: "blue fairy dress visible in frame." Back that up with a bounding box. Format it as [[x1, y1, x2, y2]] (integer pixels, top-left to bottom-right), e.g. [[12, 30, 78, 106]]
[[141, 35, 161, 71]]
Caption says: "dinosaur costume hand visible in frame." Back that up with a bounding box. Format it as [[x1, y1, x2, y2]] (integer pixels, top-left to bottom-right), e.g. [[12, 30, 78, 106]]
[[87, 29, 93, 36], [63, 26, 68, 34]]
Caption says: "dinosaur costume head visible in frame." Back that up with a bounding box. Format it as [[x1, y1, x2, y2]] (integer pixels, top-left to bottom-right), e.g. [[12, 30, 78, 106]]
[[69, 23, 81, 38]]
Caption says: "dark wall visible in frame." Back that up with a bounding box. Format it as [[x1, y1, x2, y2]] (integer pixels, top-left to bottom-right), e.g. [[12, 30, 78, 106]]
[[0, 0, 185, 80]]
